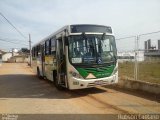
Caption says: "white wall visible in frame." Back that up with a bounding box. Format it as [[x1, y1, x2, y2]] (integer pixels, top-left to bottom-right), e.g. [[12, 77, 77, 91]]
[[2, 53, 12, 62], [118, 51, 144, 62]]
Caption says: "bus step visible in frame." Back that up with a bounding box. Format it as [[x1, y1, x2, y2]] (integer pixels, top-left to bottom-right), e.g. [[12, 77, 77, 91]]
[[59, 73, 65, 85]]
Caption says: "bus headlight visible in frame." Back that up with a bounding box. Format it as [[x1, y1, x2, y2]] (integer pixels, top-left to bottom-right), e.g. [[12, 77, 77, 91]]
[[69, 71, 83, 79]]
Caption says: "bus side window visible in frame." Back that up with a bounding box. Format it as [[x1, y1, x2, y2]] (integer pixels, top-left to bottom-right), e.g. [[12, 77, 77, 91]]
[[51, 38, 56, 55], [45, 40, 50, 55], [36, 45, 39, 56], [37, 45, 41, 56], [49, 39, 51, 55], [34, 47, 36, 57]]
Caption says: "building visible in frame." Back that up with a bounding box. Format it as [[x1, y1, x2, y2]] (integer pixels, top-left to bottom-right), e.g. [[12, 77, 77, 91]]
[[2, 51, 19, 62], [2, 52, 12, 62], [144, 39, 160, 61], [0, 50, 5, 64], [158, 40, 160, 50], [8, 55, 29, 63], [0, 50, 3, 60], [0, 48, 21, 62]]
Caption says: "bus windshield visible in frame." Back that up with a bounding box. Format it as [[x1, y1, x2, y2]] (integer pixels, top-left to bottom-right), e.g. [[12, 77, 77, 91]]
[[68, 34, 117, 65]]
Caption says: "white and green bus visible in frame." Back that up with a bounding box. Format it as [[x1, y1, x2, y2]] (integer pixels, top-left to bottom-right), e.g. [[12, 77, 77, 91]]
[[32, 24, 118, 89]]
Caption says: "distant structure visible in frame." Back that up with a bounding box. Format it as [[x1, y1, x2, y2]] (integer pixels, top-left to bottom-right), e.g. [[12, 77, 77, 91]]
[[0, 48, 19, 62], [0, 50, 5, 62], [158, 40, 160, 50], [2, 52, 13, 62], [144, 39, 151, 52], [0, 48, 29, 63], [144, 39, 160, 61], [117, 51, 144, 63]]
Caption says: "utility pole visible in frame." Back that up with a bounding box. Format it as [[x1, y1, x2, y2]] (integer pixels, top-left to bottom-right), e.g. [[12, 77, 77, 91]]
[[134, 35, 139, 81], [29, 34, 31, 66]]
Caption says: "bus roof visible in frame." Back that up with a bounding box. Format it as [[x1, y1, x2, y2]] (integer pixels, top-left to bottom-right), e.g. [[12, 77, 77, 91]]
[[32, 24, 112, 47]]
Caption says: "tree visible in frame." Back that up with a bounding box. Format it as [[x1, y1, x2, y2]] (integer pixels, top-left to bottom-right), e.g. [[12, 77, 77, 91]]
[[20, 48, 29, 53]]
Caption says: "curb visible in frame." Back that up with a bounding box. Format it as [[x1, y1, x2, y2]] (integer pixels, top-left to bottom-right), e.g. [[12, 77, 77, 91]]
[[117, 79, 160, 94]]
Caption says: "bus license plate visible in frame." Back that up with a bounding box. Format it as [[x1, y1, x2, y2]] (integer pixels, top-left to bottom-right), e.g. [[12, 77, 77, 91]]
[[95, 80, 103, 85]]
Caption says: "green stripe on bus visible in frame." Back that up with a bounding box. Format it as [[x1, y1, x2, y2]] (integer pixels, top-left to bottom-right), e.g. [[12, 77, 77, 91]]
[[76, 65, 115, 79]]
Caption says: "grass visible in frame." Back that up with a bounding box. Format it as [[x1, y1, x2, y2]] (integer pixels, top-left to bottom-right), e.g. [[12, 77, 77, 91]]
[[118, 61, 160, 84]]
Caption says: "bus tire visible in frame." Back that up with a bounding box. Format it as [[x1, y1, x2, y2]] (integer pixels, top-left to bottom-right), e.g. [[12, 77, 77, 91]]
[[53, 71, 64, 90]]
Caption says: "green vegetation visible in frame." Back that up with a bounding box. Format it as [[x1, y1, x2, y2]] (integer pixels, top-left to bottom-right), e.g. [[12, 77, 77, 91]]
[[119, 61, 160, 84]]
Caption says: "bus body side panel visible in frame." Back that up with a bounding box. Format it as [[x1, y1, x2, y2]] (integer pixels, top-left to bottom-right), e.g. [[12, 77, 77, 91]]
[[43, 37, 57, 82], [45, 55, 54, 81], [31, 58, 37, 74]]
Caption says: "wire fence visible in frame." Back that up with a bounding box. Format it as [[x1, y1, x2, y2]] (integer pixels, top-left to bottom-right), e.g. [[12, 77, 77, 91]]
[[116, 31, 160, 84]]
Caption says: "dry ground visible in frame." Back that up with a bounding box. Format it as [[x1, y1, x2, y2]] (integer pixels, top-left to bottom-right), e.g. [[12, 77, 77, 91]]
[[0, 63, 159, 119]]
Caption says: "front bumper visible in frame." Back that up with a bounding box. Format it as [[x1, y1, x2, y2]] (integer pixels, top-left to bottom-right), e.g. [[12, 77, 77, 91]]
[[68, 72, 118, 90]]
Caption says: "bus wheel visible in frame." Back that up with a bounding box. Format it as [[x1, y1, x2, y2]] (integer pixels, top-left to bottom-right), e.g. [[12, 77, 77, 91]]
[[53, 71, 64, 90]]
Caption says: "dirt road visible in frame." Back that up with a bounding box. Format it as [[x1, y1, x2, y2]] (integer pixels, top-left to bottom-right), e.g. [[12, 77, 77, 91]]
[[0, 63, 159, 118]]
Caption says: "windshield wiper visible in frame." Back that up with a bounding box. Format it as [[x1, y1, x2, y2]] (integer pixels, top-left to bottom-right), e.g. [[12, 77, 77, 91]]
[[101, 33, 106, 40], [81, 32, 86, 39]]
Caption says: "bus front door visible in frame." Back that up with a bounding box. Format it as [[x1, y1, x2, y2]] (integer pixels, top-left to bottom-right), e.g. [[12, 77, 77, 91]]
[[41, 44, 45, 77], [56, 38, 66, 88]]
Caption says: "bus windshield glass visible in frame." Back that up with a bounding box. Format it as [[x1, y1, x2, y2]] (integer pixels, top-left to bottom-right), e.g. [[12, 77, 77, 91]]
[[68, 34, 117, 65]]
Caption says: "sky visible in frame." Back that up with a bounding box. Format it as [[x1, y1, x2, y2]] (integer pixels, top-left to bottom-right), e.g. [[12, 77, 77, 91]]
[[0, 0, 160, 51]]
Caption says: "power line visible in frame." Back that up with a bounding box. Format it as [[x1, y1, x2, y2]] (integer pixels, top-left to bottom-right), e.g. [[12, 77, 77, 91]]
[[116, 30, 160, 40], [0, 37, 28, 43], [139, 30, 160, 36], [0, 38, 28, 46], [0, 12, 27, 40], [0, 39, 28, 46], [116, 35, 136, 40], [0, 46, 21, 51]]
